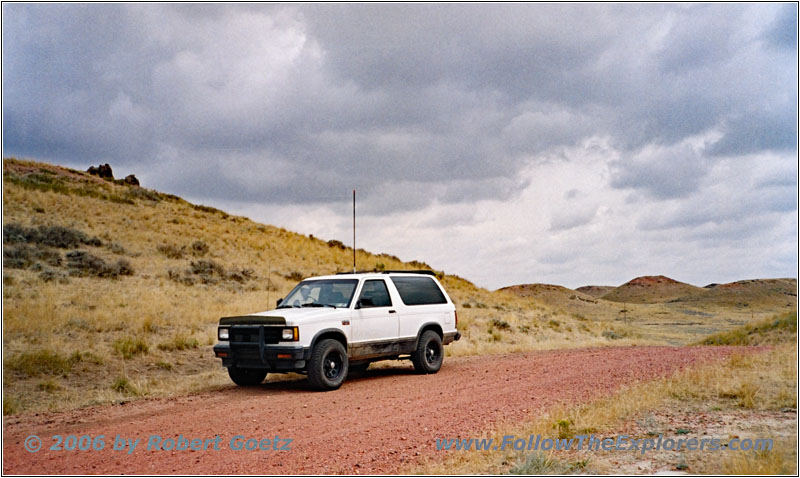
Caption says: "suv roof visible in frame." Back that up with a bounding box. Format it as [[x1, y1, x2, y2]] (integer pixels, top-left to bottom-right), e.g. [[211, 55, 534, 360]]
[[305, 270, 438, 281], [336, 270, 437, 277]]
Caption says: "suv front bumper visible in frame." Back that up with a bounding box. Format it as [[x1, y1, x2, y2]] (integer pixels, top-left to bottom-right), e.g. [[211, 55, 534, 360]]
[[214, 342, 311, 371]]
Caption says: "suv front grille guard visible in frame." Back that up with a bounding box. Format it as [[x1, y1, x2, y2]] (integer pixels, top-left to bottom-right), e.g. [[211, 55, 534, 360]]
[[229, 325, 283, 362]]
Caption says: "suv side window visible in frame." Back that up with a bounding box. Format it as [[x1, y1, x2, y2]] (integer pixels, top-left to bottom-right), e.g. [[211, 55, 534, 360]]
[[390, 276, 447, 305], [357, 279, 393, 308]]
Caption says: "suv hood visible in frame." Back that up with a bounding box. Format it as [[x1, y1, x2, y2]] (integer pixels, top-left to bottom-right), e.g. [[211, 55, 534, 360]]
[[248, 307, 350, 325]]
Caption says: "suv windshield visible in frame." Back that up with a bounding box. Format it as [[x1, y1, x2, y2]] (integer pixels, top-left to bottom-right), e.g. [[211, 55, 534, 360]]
[[278, 279, 358, 309]]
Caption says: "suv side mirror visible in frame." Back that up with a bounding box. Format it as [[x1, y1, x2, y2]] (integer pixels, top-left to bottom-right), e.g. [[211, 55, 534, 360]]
[[357, 297, 374, 309], [276, 298, 283, 307]]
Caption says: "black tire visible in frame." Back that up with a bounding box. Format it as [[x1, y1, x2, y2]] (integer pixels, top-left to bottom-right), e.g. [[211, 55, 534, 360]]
[[307, 339, 348, 390], [227, 367, 267, 386], [411, 330, 443, 374]]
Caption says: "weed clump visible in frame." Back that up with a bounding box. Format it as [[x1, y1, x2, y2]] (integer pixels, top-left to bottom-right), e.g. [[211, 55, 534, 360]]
[[5, 349, 80, 377], [284, 270, 304, 281], [113, 337, 149, 359], [602, 330, 623, 340], [490, 318, 512, 331], [191, 240, 209, 257], [157, 243, 185, 259], [158, 241, 209, 259], [111, 376, 140, 395], [66, 251, 134, 278], [3, 244, 62, 269], [3, 223, 102, 248], [327, 239, 346, 250], [168, 260, 254, 286], [157, 334, 200, 351]]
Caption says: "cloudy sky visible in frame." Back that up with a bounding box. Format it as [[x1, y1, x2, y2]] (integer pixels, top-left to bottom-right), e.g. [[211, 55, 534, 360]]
[[3, 3, 797, 289]]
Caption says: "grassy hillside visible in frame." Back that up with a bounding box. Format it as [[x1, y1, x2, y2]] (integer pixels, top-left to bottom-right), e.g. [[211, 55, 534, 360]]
[[696, 311, 797, 346], [575, 285, 615, 297], [3, 158, 618, 415], [600, 275, 704, 304], [502, 276, 796, 345]]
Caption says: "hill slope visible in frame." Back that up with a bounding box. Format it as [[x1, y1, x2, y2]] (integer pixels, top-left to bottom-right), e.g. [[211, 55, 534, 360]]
[[3, 158, 611, 414], [575, 285, 616, 297], [600, 275, 704, 304]]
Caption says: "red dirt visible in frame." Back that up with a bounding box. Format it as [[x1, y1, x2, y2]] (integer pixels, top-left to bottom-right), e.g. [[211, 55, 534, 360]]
[[3, 346, 745, 475]]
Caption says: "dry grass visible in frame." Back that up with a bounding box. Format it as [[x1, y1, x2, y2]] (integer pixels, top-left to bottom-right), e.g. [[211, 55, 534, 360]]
[[409, 344, 797, 475], [696, 311, 797, 346]]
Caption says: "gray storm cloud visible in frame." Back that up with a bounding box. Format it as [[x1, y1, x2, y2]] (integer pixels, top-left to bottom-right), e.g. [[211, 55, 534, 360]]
[[2, 3, 797, 288]]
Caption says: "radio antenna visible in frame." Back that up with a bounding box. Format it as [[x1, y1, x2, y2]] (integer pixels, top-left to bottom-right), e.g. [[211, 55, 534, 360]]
[[353, 189, 356, 272]]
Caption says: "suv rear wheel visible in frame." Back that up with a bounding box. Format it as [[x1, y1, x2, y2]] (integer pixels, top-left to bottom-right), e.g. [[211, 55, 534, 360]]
[[228, 367, 268, 386], [411, 330, 443, 374], [308, 339, 348, 390]]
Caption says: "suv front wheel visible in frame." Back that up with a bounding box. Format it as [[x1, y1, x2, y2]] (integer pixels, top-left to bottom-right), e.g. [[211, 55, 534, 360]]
[[308, 339, 348, 390], [411, 330, 443, 374]]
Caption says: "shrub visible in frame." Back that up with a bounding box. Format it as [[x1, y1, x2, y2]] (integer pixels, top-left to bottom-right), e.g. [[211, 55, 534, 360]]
[[3, 223, 102, 248], [227, 268, 254, 283], [65, 251, 133, 278], [5, 350, 77, 377], [39, 268, 68, 283], [602, 330, 622, 340], [155, 361, 173, 371], [326, 239, 346, 249], [490, 318, 511, 331], [157, 244, 185, 259], [285, 270, 304, 281], [190, 240, 209, 257], [157, 335, 200, 351], [37, 380, 61, 392], [3, 244, 62, 269], [125, 187, 162, 202], [111, 376, 139, 395], [169, 260, 253, 286], [189, 259, 226, 284], [510, 453, 566, 474], [107, 242, 126, 254], [113, 337, 149, 359], [3, 396, 21, 415], [192, 204, 223, 215]]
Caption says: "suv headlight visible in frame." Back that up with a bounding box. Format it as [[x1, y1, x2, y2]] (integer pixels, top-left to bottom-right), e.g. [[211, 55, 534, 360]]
[[218, 327, 229, 340], [281, 327, 298, 341]]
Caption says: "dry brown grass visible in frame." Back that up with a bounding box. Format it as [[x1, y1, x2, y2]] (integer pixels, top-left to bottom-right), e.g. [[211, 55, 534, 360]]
[[409, 344, 797, 475]]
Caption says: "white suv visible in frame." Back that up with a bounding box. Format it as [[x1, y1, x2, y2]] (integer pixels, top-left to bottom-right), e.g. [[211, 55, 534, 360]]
[[213, 270, 460, 390]]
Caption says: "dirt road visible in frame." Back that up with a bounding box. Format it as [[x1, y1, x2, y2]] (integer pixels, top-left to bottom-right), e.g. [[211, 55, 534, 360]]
[[3, 346, 742, 474]]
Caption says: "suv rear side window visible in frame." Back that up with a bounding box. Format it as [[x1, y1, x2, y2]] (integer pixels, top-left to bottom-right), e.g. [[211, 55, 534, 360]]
[[390, 276, 447, 306], [358, 279, 392, 308]]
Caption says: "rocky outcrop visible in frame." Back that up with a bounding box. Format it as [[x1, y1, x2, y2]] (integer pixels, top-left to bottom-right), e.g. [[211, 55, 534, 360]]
[[87, 163, 113, 180]]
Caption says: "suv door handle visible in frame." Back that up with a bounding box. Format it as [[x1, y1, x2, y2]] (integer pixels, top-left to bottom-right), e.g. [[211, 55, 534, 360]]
[[388, 310, 396, 314]]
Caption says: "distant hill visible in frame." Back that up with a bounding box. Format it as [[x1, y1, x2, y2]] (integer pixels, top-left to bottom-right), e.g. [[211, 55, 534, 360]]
[[600, 275, 704, 304], [683, 278, 797, 309], [575, 285, 616, 297], [499, 283, 598, 304]]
